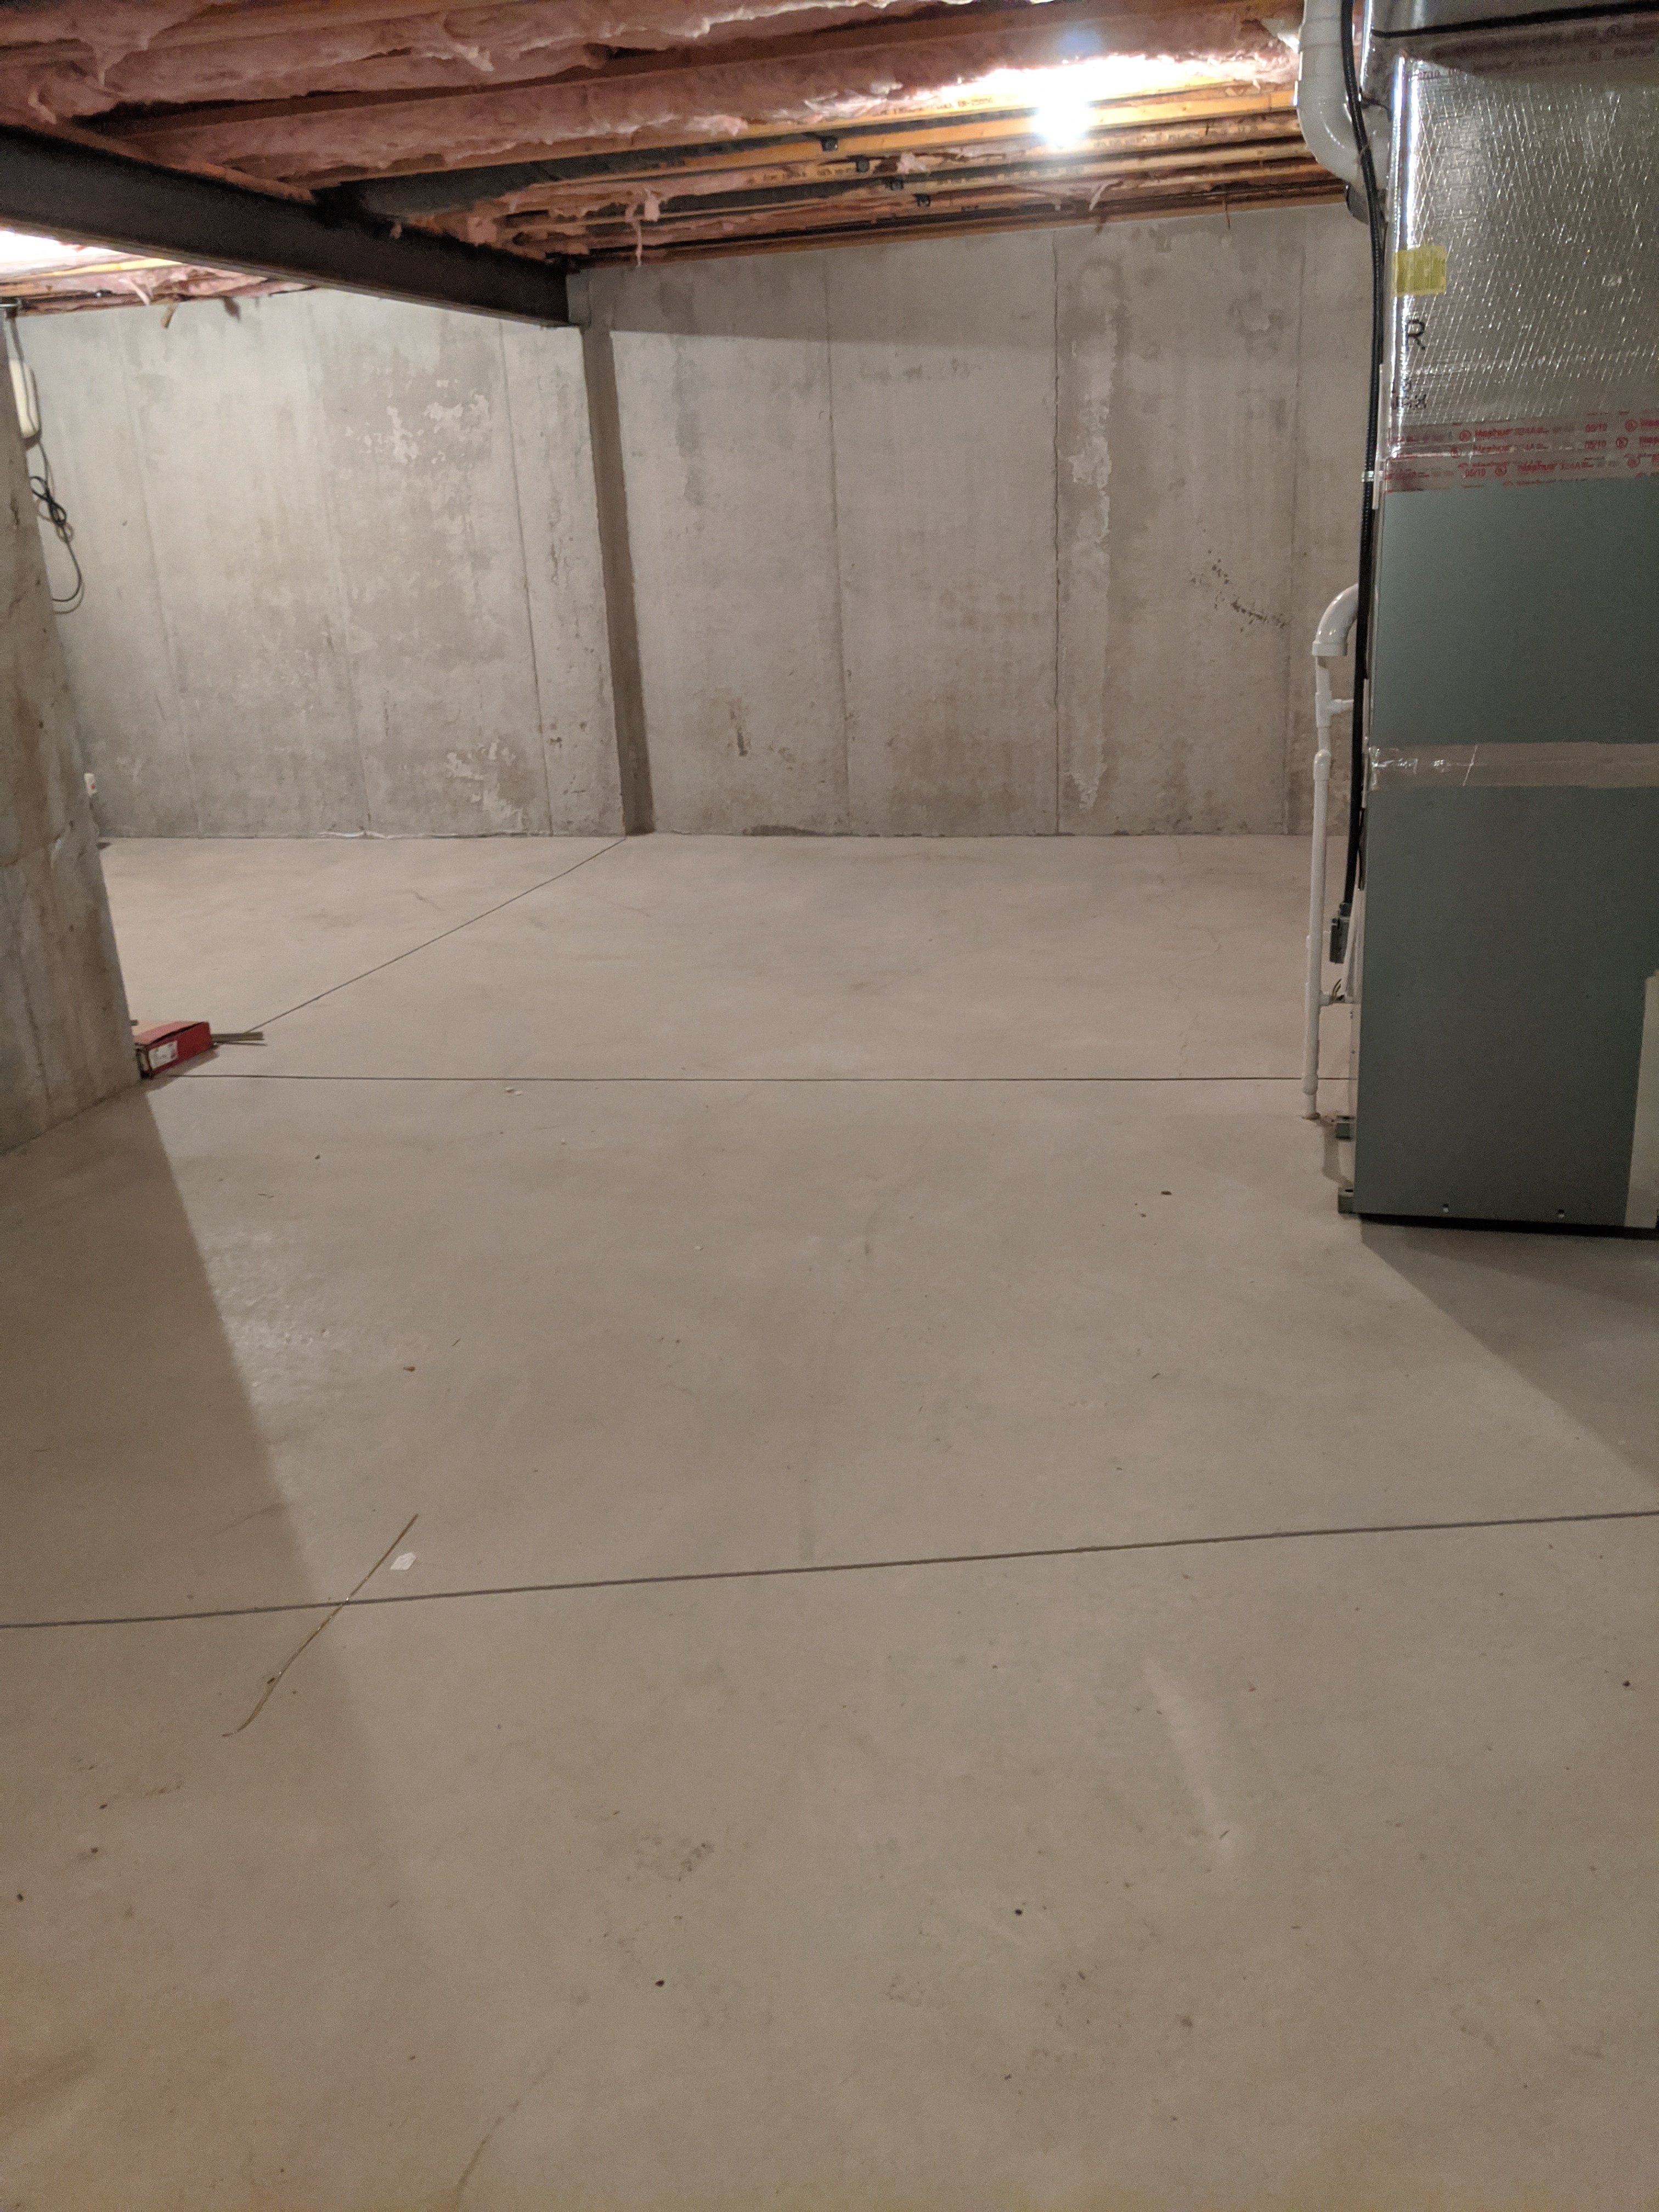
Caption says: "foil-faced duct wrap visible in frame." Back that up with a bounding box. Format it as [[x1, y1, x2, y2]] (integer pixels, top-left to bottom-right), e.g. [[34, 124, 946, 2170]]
[[1383, 44, 1659, 490]]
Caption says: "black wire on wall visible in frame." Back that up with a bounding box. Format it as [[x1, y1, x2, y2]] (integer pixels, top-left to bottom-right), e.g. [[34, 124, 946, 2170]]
[[29, 449, 83, 614], [1335, 0, 1387, 955], [5, 309, 84, 614]]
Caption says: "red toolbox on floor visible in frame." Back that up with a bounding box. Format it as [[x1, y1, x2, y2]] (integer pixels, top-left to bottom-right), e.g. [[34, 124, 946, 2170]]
[[134, 1020, 213, 1077]]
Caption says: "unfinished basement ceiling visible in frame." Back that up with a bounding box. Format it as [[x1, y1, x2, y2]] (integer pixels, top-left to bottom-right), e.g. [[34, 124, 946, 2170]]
[[0, 223, 304, 309], [0, 0, 1335, 287]]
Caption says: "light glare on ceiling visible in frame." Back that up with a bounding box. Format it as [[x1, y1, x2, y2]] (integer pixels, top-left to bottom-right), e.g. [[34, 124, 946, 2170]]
[[961, 54, 1251, 143], [0, 227, 112, 276], [1032, 75, 1094, 146]]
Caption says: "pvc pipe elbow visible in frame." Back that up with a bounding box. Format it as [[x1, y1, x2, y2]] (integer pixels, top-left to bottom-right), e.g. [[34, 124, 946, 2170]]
[[1296, 0, 1361, 188], [1312, 582, 1361, 659]]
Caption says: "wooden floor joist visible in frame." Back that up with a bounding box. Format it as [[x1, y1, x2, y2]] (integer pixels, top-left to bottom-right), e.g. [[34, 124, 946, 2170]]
[[584, 170, 1341, 263], [0, 0, 1328, 304]]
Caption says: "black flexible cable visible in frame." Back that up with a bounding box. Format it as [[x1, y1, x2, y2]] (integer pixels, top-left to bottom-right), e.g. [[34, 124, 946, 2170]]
[[1335, 0, 1387, 943], [5, 313, 84, 614], [30, 451, 84, 615]]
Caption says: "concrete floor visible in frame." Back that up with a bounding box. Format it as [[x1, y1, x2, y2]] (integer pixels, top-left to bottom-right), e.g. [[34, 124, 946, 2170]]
[[3, 833, 1656, 2209]]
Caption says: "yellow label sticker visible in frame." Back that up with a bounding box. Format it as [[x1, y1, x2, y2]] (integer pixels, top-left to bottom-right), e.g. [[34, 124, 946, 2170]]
[[1393, 243, 1448, 296]]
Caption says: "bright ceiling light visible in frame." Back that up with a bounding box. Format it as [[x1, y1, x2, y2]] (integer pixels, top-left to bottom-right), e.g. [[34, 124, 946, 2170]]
[[961, 53, 1257, 137], [0, 227, 112, 276], [1031, 72, 1094, 147]]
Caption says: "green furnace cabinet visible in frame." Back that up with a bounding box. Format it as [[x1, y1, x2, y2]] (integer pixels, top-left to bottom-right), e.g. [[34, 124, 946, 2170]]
[[1350, 476, 1659, 1228]]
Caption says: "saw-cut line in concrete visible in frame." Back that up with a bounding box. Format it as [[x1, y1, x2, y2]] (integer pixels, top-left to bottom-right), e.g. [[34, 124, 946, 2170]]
[[256, 835, 625, 1029], [228, 1512, 418, 1735], [184, 1069, 1311, 1084], [8, 1504, 1657, 1634]]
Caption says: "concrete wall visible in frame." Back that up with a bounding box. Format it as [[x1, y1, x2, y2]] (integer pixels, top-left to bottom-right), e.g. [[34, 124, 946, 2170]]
[[21, 296, 623, 837], [26, 205, 1368, 839], [583, 202, 1369, 836], [0, 388, 134, 1152]]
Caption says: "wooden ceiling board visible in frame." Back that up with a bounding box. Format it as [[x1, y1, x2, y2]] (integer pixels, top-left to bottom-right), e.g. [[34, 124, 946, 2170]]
[[0, 0, 1329, 305]]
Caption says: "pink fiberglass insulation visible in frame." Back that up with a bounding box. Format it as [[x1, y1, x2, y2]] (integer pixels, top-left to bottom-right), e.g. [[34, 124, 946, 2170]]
[[432, 64, 1276, 234], [0, 0, 970, 123], [70, 7, 1286, 180]]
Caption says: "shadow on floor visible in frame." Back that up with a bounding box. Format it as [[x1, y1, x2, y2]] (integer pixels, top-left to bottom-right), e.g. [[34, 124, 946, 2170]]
[[0, 1091, 490, 2202], [1363, 1220, 1659, 1493]]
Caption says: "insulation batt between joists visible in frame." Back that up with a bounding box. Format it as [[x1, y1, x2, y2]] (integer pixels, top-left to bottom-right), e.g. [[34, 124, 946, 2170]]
[[42, 14, 1286, 179], [1, 0, 1014, 121]]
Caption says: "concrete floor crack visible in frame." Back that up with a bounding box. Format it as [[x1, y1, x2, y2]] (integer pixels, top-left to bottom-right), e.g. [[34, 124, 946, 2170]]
[[227, 1512, 417, 1736], [449, 2058, 557, 2208]]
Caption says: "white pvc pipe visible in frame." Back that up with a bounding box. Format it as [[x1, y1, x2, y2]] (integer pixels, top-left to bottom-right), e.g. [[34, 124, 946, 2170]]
[[1296, 0, 1361, 189], [1303, 583, 1359, 1118], [1313, 581, 1361, 659]]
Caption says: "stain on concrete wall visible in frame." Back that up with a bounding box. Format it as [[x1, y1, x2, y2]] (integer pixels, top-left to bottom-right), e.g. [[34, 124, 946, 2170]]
[[587, 203, 1369, 836], [23, 297, 623, 837], [828, 231, 1058, 836], [597, 256, 849, 835], [1057, 215, 1306, 834]]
